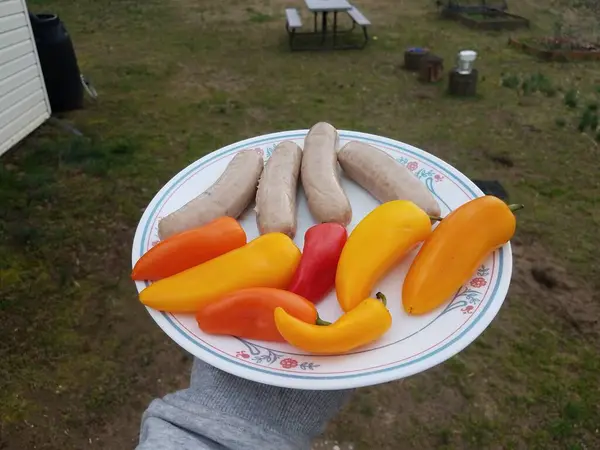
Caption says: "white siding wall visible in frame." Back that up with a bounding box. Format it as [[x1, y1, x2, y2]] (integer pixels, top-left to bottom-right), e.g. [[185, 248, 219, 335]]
[[0, 0, 51, 157]]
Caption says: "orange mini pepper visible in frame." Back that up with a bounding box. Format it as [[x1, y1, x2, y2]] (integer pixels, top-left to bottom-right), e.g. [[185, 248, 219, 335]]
[[139, 233, 301, 313], [196, 288, 318, 342], [131, 217, 246, 281], [403, 196, 523, 315]]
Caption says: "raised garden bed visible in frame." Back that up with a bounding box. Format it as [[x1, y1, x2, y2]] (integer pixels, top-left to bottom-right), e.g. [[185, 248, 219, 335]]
[[442, 8, 529, 31], [509, 37, 600, 61], [444, 0, 507, 13]]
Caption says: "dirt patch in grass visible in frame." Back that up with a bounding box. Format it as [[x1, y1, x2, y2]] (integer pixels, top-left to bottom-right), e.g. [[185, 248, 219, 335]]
[[168, 62, 250, 102], [170, 0, 285, 26], [511, 238, 600, 339]]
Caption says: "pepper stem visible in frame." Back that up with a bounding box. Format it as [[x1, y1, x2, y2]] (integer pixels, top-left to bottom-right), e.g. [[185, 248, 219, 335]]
[[508, 204, 525, 213], [375, 292, 387, 306], [429, 215, 443, 222], [315, 315, 331, 326]]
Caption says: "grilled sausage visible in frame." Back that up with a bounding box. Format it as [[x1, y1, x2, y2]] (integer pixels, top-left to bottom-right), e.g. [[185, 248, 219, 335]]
[[255, 141, 302, 238], [158, 149, 264, 239], [338, 141, 441, 217], [301, 122, 352, 225]]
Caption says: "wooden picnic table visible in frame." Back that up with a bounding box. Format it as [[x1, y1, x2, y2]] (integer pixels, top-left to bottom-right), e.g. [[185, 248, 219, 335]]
[[304, 0, 352, 45], [285, 1, 370, 51]]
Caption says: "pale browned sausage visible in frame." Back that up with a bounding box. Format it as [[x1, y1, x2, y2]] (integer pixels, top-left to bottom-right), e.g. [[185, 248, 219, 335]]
[[255, 141, 302, 238], [338, 141, 441, 217], [158, 149, 264, 239], [301, 123, 352, 225]]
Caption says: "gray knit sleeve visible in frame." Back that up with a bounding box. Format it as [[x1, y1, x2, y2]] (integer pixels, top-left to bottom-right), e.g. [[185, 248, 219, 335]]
[[137, 358, 351, 450]]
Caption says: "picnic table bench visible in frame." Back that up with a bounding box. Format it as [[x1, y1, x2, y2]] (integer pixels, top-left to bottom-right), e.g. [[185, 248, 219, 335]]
[[347, 6, 370, 43], [285, 8, 303, 31], [285, 1, 371, 51]]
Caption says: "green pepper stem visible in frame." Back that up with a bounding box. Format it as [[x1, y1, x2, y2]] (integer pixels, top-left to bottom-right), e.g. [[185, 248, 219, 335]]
[[429, 215, 443, 222], [315, 316, 331, 326], [508, 204, 525, 213], [375, 292, 387, 306]]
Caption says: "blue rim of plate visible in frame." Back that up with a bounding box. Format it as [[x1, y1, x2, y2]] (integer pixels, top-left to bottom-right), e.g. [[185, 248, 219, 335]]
[[138, 130, 507, 381]]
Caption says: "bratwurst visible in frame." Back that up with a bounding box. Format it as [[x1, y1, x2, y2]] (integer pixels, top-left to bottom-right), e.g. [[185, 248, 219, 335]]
[[158, 149, 264, 239], [301, 122, 352, 226], [255, 141, 303, 238], [338, 141, 441, 217]]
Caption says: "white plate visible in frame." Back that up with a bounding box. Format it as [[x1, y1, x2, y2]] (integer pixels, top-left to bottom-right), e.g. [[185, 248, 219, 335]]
[[132, 130, 512, 390]]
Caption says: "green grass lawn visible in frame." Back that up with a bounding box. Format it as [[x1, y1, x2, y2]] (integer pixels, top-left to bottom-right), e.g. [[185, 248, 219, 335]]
[[1, 0, 599, 449]]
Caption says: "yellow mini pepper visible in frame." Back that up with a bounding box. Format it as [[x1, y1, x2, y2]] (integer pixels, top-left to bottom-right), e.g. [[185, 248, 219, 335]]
[[274, 293, 392, 354], [335, 200, 432, 312], [140, 233, 301, 313]]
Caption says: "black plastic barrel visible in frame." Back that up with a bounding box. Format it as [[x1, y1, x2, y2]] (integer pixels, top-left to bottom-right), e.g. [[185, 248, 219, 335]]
[[29, 13, 83, 112]]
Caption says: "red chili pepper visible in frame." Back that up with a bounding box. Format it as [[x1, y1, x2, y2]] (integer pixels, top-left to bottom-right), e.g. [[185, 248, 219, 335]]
[[287, 223, 347, 303]]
